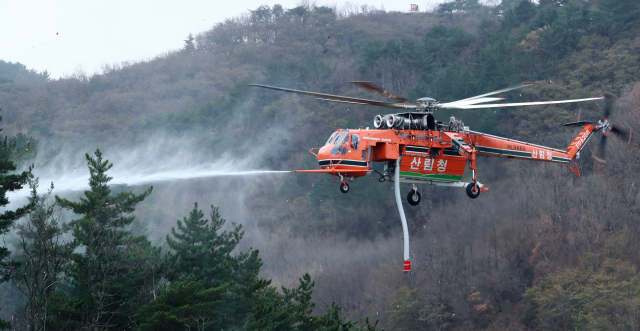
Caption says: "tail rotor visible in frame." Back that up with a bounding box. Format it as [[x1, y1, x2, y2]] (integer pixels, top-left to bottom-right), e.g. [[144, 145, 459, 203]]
[[610, 125, 633, 144], [593, 93, 633, 164], [594, 132, 608, 164]]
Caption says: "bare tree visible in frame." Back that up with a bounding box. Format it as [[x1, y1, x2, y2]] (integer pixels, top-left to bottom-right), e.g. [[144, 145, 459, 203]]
[[9, 180, 76, 331]]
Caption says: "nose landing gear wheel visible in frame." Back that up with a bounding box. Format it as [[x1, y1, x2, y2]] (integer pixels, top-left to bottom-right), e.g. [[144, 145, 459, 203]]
[[407, 190, 421, 206], [339, 182, 350, 193], [466, 182, 480, 199]]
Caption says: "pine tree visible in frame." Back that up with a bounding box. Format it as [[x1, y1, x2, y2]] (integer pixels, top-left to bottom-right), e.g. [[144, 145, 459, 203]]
[[166, 203, 244, 280], [597, 0, 640, 37], [513, 0, 537, 23], [48, 149, 155, 330], [160, 204, 383, 331], [248, 273, 383, 331], [137, 276, 229, 331], [290, 273, 317, 330], [248, 284, 297, 330], [0, 108, 34, 329], [164, 202, 264, 328], [183, 33, 195, 54]]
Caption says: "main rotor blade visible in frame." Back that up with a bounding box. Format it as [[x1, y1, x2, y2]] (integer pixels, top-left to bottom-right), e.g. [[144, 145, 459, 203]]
[[603, 92, 616, 118], [249, 84, 418, 110], [441, 84, 531, 107], [349, 81, 409, 103], [440, 96, 604, 109], [315, 98, 375, 106], [444, 97, 505, 106]]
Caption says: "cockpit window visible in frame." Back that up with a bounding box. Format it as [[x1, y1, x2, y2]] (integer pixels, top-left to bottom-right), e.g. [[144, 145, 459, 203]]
[[325, 132, 337, 145]]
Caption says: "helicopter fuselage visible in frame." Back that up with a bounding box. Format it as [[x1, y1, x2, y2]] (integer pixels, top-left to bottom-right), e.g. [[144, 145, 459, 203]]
[[301, 118, 595, 191]]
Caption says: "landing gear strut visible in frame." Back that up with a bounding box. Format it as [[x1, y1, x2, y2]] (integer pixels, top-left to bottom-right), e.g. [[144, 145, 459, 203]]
[[466, 150, 481, 199], [337, 175, 350, 193], [407, 184, 421, 206]]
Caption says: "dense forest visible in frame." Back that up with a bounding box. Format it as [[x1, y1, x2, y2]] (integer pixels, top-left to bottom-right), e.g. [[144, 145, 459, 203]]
[[1, 0, 640, 329]]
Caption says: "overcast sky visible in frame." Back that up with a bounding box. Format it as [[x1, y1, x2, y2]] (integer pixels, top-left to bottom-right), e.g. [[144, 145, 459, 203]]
[[0, 0, 444, 79]]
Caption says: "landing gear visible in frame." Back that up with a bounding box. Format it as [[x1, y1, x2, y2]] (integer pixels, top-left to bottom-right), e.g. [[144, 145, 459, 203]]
[[466, 182, 480, 199], [339, 182, 350, 193], [466, 150, 480, 199], [407, 190, 421, 205], [407, 184, 421, 206]]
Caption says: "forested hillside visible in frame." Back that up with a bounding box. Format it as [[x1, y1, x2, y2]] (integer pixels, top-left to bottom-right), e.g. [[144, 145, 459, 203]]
[[1, 0, 640, 329]]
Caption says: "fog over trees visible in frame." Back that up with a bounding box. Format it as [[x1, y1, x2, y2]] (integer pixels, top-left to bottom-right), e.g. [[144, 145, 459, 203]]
[[0, 0, 640, 329]]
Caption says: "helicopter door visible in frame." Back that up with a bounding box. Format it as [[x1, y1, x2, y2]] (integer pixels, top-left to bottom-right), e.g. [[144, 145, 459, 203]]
[[350, 134, 360, 149], [429, 148, 441, 158]]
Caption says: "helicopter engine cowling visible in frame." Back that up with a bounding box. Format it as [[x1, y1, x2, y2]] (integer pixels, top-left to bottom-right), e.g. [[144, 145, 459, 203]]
[[372, 111, 449, 130], [373, 115, 384, 129], [386, 114, 403, 128], [377, 113, 436, 130]]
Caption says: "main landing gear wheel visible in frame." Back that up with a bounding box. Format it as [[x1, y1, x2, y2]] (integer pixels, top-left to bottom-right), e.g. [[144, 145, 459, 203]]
[[407, 190, 421, 206], [466, 182, 480, 199], [339, 182, 350, 193]]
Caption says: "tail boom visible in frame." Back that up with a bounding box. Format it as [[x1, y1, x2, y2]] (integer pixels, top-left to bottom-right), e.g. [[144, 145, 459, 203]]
[[466, 131, 571, 164]]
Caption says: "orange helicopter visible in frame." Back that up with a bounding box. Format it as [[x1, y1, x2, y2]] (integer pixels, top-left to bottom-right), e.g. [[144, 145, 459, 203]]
[[250, 82, 632, 274]]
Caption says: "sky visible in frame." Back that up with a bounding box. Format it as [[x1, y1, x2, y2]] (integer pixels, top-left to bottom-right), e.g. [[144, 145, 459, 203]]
[[0, 0, 443, 79]]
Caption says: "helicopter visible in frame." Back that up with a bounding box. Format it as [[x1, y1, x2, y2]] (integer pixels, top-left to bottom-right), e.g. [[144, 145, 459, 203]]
[[250, 82, 632, 274]]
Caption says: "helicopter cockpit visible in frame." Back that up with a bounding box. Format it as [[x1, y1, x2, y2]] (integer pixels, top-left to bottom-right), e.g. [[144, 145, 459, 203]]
[[330, 132, 349, 155], [322, 131, 361, 155]]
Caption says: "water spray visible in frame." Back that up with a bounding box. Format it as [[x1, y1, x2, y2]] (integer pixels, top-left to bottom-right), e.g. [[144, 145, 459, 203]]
[[6, 165, 291, 203]]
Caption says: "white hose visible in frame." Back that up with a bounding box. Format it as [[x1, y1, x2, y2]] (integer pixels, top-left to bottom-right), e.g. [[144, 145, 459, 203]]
[[394, 159, 411, 268]]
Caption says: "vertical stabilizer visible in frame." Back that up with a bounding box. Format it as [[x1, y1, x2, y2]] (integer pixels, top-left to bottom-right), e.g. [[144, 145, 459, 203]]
[[565, 123, 596, 159]]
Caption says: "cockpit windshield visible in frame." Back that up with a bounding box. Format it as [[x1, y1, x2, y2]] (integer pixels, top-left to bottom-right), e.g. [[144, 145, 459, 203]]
[[324, 132, 338, 145], [330, 132, 348, 146], [338, 132, 348, 144]]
